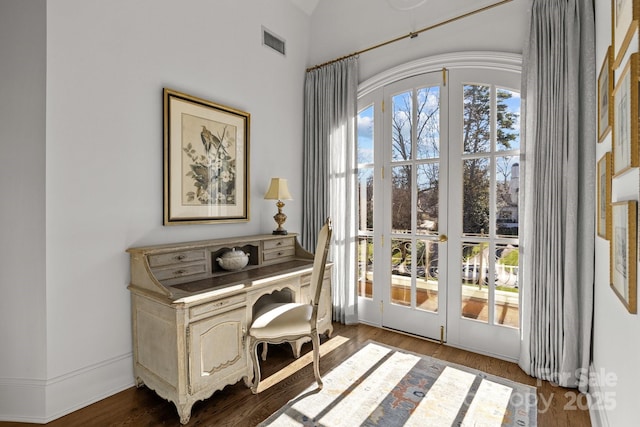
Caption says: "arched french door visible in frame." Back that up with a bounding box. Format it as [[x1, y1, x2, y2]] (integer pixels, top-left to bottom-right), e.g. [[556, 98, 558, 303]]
[[356, 53, 522, 361]]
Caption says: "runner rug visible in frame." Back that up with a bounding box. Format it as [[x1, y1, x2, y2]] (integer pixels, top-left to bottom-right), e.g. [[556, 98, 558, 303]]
[[259, 340, 537, 426]]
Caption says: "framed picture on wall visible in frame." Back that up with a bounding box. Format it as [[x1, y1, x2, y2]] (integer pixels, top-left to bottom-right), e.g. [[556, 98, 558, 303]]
[[612, 52, 639, 176], [610, 200, 637, 314], [612, 0, 639, 67], [598, 46, 614, 142], [597, 152, 612, 240], [163, 88, 250, 225]]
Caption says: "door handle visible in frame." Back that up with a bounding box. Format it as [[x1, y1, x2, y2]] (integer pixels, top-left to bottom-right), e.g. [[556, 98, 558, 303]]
[[439, 234, 448, 242]]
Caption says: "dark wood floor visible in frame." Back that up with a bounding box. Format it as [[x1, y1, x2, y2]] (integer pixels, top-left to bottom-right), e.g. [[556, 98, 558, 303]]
[[1, 323, 591, 427]]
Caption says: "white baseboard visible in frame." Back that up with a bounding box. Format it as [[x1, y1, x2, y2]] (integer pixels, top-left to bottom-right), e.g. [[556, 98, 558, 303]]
[[0, 377, 47, 423], [0, 352, 134, 424], [588, 362, 610, 427]]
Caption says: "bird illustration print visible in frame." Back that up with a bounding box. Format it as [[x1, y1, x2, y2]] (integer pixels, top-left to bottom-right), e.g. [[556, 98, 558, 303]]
[[200, 125, 217, 155], [184, 123, 236, 205]]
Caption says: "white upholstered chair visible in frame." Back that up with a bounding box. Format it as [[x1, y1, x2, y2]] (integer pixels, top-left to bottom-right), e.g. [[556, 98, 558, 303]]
[[247, 218, 332, 394]]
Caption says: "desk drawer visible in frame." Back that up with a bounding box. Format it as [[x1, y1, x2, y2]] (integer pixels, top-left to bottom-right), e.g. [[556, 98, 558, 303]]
[[149, 250, 207, 267], [263, 247, 295, 262], [153, 263, 208, 281], [190, 294, 247, 318], [263, 237, 295, 251]]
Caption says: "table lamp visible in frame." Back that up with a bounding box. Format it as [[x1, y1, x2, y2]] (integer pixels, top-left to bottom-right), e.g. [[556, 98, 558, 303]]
[[264, 177, 293, 235]]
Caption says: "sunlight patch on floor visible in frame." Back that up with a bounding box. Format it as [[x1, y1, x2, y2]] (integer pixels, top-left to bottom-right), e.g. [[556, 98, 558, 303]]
[[261, 342, 530, 427], [256, 334, 350, 392]]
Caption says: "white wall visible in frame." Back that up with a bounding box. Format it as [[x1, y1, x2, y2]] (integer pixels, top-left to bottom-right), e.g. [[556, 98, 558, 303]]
[[1, 0, 311, 422], [592, 0, 640, 425], [308, 0, 530, 82], [0, 0, 48, 421]]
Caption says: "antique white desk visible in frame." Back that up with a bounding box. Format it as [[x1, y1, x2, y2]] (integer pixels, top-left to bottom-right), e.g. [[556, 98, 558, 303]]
[[127, 233, 332, 424]]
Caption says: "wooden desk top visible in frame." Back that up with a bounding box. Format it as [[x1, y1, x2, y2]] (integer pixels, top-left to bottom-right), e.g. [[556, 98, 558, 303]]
[[171, 259, 314, 294], [128, 233, 320, 303]]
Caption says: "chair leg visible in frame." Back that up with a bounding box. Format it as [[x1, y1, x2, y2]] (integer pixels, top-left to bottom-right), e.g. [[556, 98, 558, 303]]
[[311, 332, 323, 389], [288, 339, 302, 358], [250, 339, 262, 394], [261, 342, 268, 361]]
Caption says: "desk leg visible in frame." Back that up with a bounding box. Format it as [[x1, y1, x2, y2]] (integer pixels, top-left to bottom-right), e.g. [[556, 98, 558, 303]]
[[176, 402, 194, 425]]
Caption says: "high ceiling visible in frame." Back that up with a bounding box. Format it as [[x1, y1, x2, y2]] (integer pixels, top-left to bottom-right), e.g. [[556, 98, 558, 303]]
[[289, 0, 320, 15], [289, 0, 516, 18]]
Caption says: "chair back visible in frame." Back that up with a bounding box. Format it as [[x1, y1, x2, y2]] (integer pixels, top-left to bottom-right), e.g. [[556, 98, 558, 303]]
[[310, 218, 332, 324]]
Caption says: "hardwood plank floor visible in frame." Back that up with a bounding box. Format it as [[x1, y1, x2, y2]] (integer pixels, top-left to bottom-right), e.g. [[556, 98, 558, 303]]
[[1, 323, 591, 427]]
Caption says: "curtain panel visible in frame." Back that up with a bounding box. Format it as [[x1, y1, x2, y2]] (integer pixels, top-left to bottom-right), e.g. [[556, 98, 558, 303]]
[[519, 0, 595, 393], [302, 57, 359, 324]]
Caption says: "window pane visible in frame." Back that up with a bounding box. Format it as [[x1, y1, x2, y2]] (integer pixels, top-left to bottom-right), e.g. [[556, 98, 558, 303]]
[[357, 105, 374, 164], [416, 86, 440, 160], [461, 241, 488, 323], [392, 91, 413, 161], [463, 158, 490, 237], [417, 163, 438, 235], [391, 238, 412, 307], [358, 167, 374, 232], [497, 88, 520, 152], [392, 165, 412, 233], [496, 157, 519, 238], [463, 84, 491, 154], [357, 237, 373, 299], [417, 239, 439, 313], [495, 243, 519, 328]]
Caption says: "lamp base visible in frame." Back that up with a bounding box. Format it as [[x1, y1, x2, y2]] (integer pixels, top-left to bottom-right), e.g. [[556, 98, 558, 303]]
[[271, 202, 288, 236]]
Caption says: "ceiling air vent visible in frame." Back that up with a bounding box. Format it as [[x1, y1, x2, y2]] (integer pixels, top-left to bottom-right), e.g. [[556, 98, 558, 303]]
[[262, 26, 286, 56]]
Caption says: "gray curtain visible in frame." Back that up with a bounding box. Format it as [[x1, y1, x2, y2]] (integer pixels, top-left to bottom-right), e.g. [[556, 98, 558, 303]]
[[302, 57, 359, 324], [519, 0, 595, 393]]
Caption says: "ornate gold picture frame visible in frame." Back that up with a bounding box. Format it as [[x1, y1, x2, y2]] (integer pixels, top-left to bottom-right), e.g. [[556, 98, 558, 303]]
[[612, 53, 639, 176], [163, 88, 250, 225], [610, 200, 637, 314], [598, 46, 614, 142], [612, 0, 639, 68], [597, 152, 612, 240]]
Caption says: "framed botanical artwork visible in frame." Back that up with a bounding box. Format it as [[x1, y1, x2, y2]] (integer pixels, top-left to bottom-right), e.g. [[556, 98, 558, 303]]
[[610, 200, 637, 314], [612, 53, 639, 176], [612, 0, 639, 67], [598, 46, 614, 142], [597, 152, 612, 240], [163, 88, 250, 225]]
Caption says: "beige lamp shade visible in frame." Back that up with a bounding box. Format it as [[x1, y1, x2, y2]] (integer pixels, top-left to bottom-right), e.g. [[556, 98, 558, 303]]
[[264, 178, 293, 200]]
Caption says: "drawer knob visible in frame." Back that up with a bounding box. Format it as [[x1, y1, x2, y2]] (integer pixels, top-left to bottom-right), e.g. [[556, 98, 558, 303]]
[[276, 241, 282, 246], [174, 269, 186, 275], [175, 254, 186, 261]]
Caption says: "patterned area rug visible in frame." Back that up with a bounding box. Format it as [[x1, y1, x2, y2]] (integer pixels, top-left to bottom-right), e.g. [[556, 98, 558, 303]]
[[260, 341, 537, 426]]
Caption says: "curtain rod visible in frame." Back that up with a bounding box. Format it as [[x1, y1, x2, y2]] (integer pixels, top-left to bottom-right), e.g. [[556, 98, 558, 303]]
[[306, 0, 514, 72]]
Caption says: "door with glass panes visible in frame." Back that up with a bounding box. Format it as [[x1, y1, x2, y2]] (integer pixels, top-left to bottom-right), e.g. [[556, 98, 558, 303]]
[[357, 67, 521, 360]]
